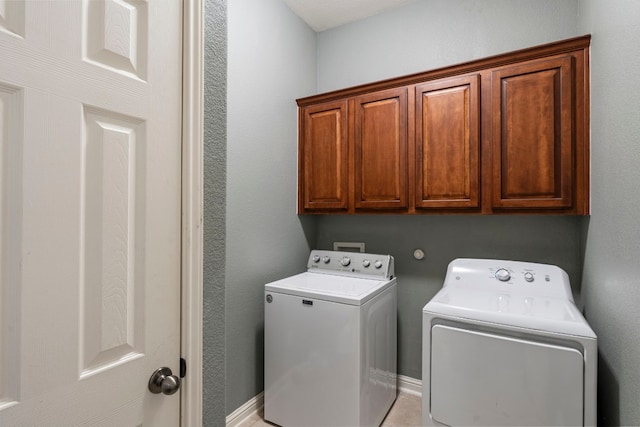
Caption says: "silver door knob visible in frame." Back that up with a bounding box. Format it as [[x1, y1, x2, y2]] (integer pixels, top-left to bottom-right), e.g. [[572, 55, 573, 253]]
[[148, 367, 181, 395]]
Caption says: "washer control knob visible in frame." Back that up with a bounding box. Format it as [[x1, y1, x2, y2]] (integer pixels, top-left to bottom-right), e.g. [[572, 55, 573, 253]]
[[495, 268, 511, 282], [362, 259, 371, 268], [374, 260, 383, 269], [340, 256, 351, 267], [312, 255, 320, 263], [524, 272, 535, 282], [322, 256, 330, 264]]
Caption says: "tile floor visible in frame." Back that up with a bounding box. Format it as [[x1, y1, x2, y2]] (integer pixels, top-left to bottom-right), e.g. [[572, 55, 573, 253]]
[[237, 391, 422, 427]]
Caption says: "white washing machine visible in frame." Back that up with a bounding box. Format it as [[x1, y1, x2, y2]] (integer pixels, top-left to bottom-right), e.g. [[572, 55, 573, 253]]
[[264, 250, 397, 427], [422, 258, 597, 427]]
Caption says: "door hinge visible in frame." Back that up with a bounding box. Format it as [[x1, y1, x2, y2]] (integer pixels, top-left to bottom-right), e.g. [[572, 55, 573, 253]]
[[180, 357, 187, 378]]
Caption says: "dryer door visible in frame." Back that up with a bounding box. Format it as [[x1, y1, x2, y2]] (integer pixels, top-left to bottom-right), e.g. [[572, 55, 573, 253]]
[[430, 325, 583, 426]]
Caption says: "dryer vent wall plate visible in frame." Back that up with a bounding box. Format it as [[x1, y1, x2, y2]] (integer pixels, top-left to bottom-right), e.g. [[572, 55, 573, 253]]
[[333, 242, 365, 252]]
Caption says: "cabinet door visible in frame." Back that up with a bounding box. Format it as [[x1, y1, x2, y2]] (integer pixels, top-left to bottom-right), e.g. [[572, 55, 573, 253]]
[[299, 100, 348, 211], [354, 88, 408, 210], [415, 75, 480, 209], [491, 56, 573, 209]]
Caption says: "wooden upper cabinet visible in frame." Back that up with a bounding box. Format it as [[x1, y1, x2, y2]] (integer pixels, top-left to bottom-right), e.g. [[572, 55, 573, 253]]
[[353, 88, 408, 210], [296, 35, 590, 215], [415, 74, 480, 209], [299, 100, 348, 211], [491, 56, 574, 210]]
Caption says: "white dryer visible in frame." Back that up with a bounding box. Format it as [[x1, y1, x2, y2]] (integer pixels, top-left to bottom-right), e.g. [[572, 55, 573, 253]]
[[422, 258, 597, 427], [265, 250, 397, 427]]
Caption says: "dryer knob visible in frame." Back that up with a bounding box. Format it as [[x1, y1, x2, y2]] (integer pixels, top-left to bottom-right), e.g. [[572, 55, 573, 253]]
[[322, 256, 330, 264], [340, 256, 351, 266], [374, 260, 383, 269], [362, 259, 371, 268], [312, 255, 320, 263], [495, 268, 511, 282]]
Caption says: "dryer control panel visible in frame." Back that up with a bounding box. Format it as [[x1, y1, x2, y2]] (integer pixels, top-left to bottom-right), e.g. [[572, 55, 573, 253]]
[[443, 258, 573, 301], [307, 250, 394, 280]]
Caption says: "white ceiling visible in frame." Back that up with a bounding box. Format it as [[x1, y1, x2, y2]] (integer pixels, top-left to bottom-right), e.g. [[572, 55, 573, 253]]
[[282, 0, 418, 32]]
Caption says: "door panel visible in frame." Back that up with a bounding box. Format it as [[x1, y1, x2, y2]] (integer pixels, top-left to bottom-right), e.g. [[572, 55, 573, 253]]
[[415, 75, 480, 209], [430, 325, 583, 427], [0, 1, 182, 425], [300, 100, 348, 211], [354, 88, 408, 210], [80, 106, 147, 377], [491, 56, 574, 209]]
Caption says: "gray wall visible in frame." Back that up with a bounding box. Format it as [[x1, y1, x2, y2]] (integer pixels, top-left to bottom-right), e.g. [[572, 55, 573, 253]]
[[578, 2, 640, 425], [204, 0, 226, 425], [315, 0, 581, 93], [315, 0, 584, 382], [225, 0, 317, 414]]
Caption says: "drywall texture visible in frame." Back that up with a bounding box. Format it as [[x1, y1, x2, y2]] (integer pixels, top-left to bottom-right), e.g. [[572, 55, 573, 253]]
[[315, 0, 580, 93], [203, 0, 226, 425], [225, 0, 318, 414], [578, 1, 640, 425], [317, 215, 584, 379], [314, 0, 584, 381]]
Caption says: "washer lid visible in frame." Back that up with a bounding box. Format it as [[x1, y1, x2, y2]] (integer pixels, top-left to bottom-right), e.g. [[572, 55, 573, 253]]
[[265, 272, 395, 305], [423, 286, 596, 338]]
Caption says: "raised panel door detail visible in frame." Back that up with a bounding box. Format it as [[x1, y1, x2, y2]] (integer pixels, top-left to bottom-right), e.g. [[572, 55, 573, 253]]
[[354, 88, 407, 210], [0, 1, 24, 38], [492, 56, 573, 209], [415, 75, 480, 209], [80, 106, 145, 378], [301, 101, 348, 211], [84, 0, 148, 80], [0, 85, 22, 409], [0, 0, 182, 423]]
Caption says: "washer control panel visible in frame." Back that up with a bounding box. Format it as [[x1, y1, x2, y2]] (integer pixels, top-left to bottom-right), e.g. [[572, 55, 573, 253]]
[[444, 258, 573, 300], [307, 250, 394, 279]]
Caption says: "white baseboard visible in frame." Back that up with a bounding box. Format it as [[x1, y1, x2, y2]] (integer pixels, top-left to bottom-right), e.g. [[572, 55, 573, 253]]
[[225, 376, 422, 426], [397, 374, 423, 396], [226, 391, 264, 427]]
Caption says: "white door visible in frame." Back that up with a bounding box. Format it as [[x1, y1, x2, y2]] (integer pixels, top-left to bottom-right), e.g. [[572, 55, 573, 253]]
[[0, 0, 183, 425]]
